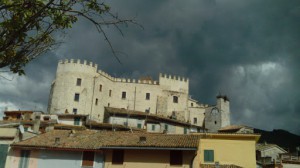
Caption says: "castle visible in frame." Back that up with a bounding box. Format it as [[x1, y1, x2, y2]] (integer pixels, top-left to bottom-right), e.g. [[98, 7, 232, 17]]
[[48, 59, 231, 132]]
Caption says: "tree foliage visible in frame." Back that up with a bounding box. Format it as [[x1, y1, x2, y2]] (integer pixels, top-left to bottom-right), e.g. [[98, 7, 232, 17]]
[[0, 0, 137, 75]]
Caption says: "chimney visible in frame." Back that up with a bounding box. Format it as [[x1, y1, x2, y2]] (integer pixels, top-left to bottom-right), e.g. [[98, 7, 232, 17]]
[[33, 115, 41, 134], [139, 136, 146, 144], [55, 137, 60, 145]]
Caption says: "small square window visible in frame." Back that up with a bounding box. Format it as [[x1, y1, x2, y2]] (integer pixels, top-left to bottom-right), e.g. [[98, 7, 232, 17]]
[[137, 123, 142, 129], [74, 93, 80, 102], [112, 150, 124, 164], [204, 150, 214, 162], [73, 108, 77, 114], [165, 124, 168, 131], [184, 128, 188, 134], [122, 92, 126, 99], [76, 78, 82, 86], [152, 125, 155, 131], [99, 84, 102, 92], [193, 117, 197, 124], [146, 93, 150, 100], [173, 96, 178, 103]]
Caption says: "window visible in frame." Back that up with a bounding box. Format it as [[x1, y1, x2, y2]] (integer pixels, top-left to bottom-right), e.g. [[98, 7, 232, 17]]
[[193, 117, 197, 124], [72, 108, 77, 114], [82, 151, 94, 167], [19, 150, 30, 168], [146, 93, 150, 100], [95, 98, 98, 105], [173, 96, 178, 103], [152, 125, 155, 131], [74, 117, 80, 125], [99, 84, 102, 92], [145, 108, 150, 113], [137, 123, 142, 129], [165, 124, 168, 131], [76, 78, 82, 86], [170, 150, 182, 165], [109, 90, 112, 97], [112, 150, 124, 164], [108, 103, 110, 107], [121, 92, 126, 99], [191, 103, 193, 107], [74, 93, 80, 102], [184, 128, 187, 134], [204, 150, 214, 162]]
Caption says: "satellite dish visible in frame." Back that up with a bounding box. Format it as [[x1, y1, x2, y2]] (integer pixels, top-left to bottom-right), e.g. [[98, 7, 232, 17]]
[[19, 125, 24, 134]]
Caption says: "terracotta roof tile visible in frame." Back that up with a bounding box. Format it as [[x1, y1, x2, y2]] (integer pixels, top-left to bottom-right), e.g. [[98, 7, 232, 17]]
[[12, 130, 200, 150], [105, 107, 204, 129]]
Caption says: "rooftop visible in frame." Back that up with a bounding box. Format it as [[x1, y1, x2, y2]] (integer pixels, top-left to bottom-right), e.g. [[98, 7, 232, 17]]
[[105, 107, 205, 129], [11, 130, 200, 150], [256, 143, 287, 152], [218, 125, 252, 131]]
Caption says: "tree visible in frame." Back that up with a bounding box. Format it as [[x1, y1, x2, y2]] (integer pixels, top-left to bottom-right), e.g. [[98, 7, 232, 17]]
[[0, 0, 137, 75]]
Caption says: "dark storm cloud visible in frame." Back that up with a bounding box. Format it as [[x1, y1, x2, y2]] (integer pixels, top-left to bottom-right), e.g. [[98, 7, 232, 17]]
[[1, 0, 299, 134]]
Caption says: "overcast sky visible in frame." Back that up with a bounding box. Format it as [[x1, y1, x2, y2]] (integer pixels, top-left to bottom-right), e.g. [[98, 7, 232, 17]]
[[1, 0, 299, 135]]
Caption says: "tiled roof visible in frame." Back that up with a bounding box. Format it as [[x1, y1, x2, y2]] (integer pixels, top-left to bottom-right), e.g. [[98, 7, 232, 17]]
[[105, 107, 205, 129], [86, 122, 145, 132], [12, 130, 200, 150], [54, 124, 86, 130], [256, 143, 287, 152], [218, 125, 252, 131], [57, 114, 88, 118]]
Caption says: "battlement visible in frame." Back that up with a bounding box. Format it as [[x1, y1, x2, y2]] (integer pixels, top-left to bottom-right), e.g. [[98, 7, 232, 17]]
[[97, 69, 159, 85], [159, 73, 189, 82], [58, 59, 98, 69]]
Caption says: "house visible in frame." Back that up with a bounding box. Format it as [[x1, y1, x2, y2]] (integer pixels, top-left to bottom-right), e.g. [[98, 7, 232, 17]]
[[48, 59, 231, 132], [104, 107, 206, 134], [8, 130, 260, 168], [218, 125, 254, 134], [256, 143, 287, 162], [9, 130, 200, 168], [197, 133, 260, 168]]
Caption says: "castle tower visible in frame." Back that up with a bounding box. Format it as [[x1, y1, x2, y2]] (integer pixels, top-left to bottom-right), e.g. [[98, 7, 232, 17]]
[[216, 94, 231, 127], [204, 94, 231, 132], [157, 73, 189, 121], [48, 59, 98, 116]]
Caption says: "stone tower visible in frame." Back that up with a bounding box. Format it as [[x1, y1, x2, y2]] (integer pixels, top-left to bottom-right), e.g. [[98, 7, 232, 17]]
[[204, 95, 231, 132]]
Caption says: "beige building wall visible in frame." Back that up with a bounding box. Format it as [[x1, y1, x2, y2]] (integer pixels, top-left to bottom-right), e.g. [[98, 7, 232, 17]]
[[199, 138, 256, 168], [104, 149, 195, 168]]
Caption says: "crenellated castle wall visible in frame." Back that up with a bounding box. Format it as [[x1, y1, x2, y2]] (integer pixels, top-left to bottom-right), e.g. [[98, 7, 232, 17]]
[[48, 59, 231, 131]]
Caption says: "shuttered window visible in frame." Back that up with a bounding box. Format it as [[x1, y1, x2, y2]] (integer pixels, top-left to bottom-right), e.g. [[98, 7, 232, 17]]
[[74, 117, 80, 125], [82, 151, 94, 167], [18, 150, 30, 168], [204, 150, 214, 162]]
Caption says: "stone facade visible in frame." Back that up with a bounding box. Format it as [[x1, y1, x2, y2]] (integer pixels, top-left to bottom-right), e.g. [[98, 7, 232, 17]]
[[48, 59, 231, 132]]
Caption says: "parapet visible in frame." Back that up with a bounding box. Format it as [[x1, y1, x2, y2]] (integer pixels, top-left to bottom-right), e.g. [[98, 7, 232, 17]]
[[159, 73, 189, 82], [58, 59, 98, 69], [97, 70, 159, 85]]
